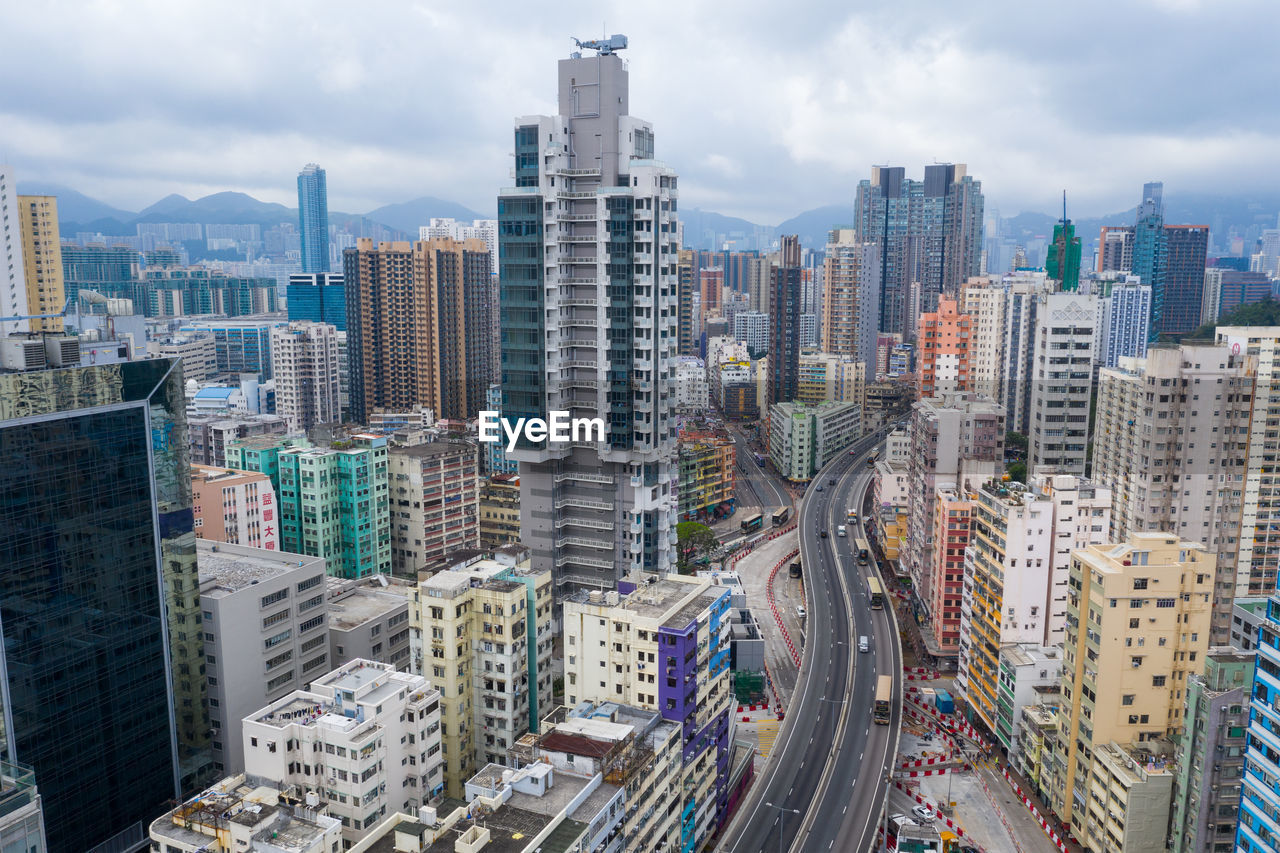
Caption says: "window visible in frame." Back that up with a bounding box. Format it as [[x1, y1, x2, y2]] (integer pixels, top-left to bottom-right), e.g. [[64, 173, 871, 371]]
[[1122, 694, 1135, 706], [1152, 675, 1167, 687], [297, 575, 324, 592], [261, 588, 289, 608], [263, 608, 290, 629], [300, 615, 324, 633]]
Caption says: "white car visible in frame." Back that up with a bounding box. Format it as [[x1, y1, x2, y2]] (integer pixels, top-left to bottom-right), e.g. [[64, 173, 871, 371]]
[[796, 606, 806, 619], [912, 805, 933, 822]]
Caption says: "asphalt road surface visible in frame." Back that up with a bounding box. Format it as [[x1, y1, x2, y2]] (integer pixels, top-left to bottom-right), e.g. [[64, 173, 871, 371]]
[[722, 430, 903, 852]]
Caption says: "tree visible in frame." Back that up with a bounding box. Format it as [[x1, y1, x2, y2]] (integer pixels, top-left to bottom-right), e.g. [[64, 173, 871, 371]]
[[1005, 431, 1028, 455], [676, 521, 720, 574], [1182, 296, 1280, 342], [1006, 461, 1027, 484]]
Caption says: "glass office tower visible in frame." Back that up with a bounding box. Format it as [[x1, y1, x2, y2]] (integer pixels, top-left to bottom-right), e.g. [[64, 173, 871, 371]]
[[0, 359, 213, 853], [297, 163, 331, 274]]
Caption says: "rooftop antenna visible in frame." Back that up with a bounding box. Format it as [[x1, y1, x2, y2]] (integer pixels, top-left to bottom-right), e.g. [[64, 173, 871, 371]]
[[1062, 189, 1068, 224], [571, 33, 628, 57]]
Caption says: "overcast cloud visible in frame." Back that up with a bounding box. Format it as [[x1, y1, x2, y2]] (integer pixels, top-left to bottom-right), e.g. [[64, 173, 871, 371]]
[[1, 0, 1276, 223]]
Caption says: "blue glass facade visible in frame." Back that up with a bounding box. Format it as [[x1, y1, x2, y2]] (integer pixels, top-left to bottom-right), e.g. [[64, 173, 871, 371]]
[[297, 164, 331, 274], [287, 272, 346, 330], [1238, 595, 1280, 853], [0, 359, 213, 853]]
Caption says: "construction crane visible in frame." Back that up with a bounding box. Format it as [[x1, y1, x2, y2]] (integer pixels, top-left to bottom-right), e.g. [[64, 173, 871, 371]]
[[0, 295, 76, 326], [571, 34, 627, 57]]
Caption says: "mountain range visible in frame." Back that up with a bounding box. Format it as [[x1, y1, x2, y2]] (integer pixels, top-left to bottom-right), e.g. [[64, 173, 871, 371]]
[[18, 182, 1280, 254]]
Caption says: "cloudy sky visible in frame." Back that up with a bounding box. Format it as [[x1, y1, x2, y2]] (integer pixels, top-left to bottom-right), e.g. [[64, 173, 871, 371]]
[[1, 0, 1275, 223]]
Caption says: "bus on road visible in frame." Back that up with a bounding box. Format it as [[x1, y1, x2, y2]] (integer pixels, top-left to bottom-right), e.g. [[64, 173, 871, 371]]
[[874, 674, 893, 724], [772, 506, 790, 526], [855, 537, 870, 565], [866, 450, 879, 466], [866, 576, 884, 610], [741, 513, 764, 533], [753, 452, 766, 467]]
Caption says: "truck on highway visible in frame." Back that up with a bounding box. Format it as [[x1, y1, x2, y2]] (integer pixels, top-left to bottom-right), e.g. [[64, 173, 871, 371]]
[[874, 674, 893, 724], [935, 688, 955, 715], [788, 560, 802, 578]]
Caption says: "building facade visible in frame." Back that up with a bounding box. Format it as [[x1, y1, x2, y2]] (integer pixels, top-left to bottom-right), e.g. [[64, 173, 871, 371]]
[[497, 42, 679, 594], [767, 400, 862, 482], [270, 320, 342, 432], [1028, 290, 1100, 477], [198, 540, 329, 775], [242, 660, 444, 845], [17, 194, 65, 333], [1048, 534, 1212, 836], [388, 441, 480, 576], [821, 228, 880, 369], [917, 295, 972, 397], [287, 272, 346, 330], [192, 464, 280, 550], [0, 359, 214, 851]]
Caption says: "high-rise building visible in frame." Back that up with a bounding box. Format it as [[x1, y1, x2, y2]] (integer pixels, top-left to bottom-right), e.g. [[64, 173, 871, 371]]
[[733, 309, 768, 352], [276, 434, 392, 579], [0, 167, 28, 335], [192, 464, 280, 550], [1169, 649, 1252, 853], [1217, 327, 1280, 601], [410, 553, 553, 796], [926, 483, 973, 661], [479, 473, 521, 549], [17, 195, 65, 333], [958, 474, 1111, 734], [1238, 597, 1280, 853], [916, 294, 972, 397], [677, 249, 698, 356], [1028, 290, 1100, 477], [1204, 269, 1272, 324], [270, 320, 341, 432], [796, 351, 865, 407], [60, 243, 137, 303], [287, 272, 346, 330], [1131, 182, 1166, 336], [1101, 280, 1152, 367], [1046, 216, 1082, 291], [387, 441, 480, 575], [0, 359, 214, 852], [180, 318, 283, 379], [197, 540, 329, 775], [190, 413, 289, 467], [960, 276, 1004, 398], [1047, 533, 1211, 836], [345, 237, 494, 423], [561, 574, 734, 849], [1098, 225, 1134, 273], [903, 393, 1004, 649], [296, 163, 330, 274], [999, 273, 1052, 434], [768, 236, 803, 406], [768, 400, 862, 481], [853, 164, 984, 336], [821, 228, 881, 369], [497, 37, 679, 593], [1162, 225, 1210, 335], [677, 427, 736, 521], [242, 660, 444, 846], [1092, 342, 1254, 642]]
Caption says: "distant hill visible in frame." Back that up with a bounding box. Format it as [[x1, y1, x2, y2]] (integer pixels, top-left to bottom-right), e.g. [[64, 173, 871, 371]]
[[133, 191, 295, 226], [15, 182, 136, 225], [776, 204, 857, 247], [363, 197, 492, 233]]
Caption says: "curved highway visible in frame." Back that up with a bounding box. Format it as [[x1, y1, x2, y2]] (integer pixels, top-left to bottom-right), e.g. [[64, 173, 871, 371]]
[[722, 430, 902, 853]]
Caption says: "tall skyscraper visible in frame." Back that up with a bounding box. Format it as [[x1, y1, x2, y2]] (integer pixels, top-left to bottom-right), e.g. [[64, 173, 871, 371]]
[[1046, 216, 1081, 291], [854, 163, 984, 337], [297, 163, 330, 274], [344, 237, 493, 423], [1100, 280, 1152, 367], [17, 195, 65, 333], [677, 249, 698, 356], [270, 320, 342, 432], [1161, 224, 1209, 335], [497, 35, 679, 593], [287, 272, 346, 330], [821, 227, 880, 369], [0, 359, 214, 852], [767, 234, 802, 407]]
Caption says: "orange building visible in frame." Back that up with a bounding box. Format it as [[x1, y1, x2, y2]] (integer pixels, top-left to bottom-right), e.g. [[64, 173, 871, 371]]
[[916, 295, 971, 397]]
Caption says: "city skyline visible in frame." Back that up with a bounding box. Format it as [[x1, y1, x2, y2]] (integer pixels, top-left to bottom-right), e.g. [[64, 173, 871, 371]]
[[2, 2, 1278, 223]]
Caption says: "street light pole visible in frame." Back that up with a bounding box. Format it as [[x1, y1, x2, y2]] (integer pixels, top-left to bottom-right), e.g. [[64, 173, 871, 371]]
[[764, 801, 801, 853]]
